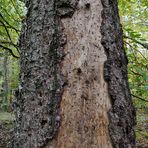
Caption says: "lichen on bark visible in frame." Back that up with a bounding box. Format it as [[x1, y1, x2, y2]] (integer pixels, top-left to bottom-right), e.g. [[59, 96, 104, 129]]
[[12, 0, 78, 148], [100, 0, 136, 147]]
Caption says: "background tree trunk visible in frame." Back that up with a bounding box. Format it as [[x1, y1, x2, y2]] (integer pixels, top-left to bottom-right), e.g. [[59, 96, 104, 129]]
[[13, 0, 136, 148], [3, 50, 9, 110]]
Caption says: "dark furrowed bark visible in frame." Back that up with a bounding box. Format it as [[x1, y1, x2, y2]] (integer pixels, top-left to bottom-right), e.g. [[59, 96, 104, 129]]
[[101, 0, 136, 147], [12, 0, 78, 147]]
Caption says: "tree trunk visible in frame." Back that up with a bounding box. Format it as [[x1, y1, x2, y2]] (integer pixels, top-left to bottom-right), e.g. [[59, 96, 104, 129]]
[[3, 50, 9, 110], [12, 0, 136, 148]]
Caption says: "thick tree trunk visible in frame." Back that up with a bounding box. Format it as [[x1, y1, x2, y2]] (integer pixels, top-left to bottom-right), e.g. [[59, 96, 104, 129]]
[[12, 0, 136, 148]]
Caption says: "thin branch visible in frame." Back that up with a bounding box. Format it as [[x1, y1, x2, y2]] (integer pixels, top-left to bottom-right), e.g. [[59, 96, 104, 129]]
[[10, 0, 21, 19], [124, 41, 148, 67], [124, 35, 148, 50], [0, 19, 13, 43], [0, 19, 20, 54], [0, 44, 19, 58], [124, 41, 141, 65], [0, 13, 20, 33], [136, 49, 148, 61], [0, 41, 20, 54], [0, 5, 20, 23], [132, 94, 148, 102], [130, 70, 143, 77], [125, 40, 148, 61], [0, 41, 18, 47]]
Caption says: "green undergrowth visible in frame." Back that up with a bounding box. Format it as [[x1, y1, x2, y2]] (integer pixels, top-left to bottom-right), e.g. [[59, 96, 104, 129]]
[[136, 108, 148, 147], [0, 112, 14, 129]]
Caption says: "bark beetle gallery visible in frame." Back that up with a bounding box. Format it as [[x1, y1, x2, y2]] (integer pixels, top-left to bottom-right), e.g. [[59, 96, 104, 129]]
[[12, 0, 136, 148]]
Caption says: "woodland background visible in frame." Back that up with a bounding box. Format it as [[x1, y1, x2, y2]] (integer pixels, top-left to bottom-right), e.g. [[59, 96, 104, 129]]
[[0, 0, 147, 147]]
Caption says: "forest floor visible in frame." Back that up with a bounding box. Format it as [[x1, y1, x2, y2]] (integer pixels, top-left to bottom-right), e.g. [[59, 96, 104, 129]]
[[0, 112, 14, 147], [136, 108, 148, 148], [0, 111, 147, 147]]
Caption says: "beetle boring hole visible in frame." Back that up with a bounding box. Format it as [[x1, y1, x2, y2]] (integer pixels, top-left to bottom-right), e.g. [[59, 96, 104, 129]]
[[77, 68, 82, 74], [41, 120, 47, 127], [38, 101, 42, 106], [85, 3, 90, 9]]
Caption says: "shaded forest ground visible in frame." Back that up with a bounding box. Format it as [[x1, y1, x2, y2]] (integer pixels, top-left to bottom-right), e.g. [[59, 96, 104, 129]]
[[0, 109, 147, 147], [0, 112, 14, 147], [136, 108, 148, 147]]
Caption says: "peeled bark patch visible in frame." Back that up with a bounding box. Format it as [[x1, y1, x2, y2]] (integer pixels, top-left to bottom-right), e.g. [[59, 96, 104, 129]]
[[101, 0, 136, 147], [47, 0, 113, 147]]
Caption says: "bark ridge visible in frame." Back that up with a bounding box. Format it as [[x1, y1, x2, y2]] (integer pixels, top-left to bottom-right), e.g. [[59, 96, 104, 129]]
[[101, 0, 136, 147]]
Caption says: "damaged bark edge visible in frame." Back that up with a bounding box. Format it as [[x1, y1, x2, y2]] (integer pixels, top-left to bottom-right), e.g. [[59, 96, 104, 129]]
[[100, 0, 136, 147], [12, 0, 79, 148]]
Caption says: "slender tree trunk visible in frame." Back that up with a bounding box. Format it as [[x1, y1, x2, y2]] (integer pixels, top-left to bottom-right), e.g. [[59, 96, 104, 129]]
[[3, 50, 9, 110], [13, 0, 136, 148]]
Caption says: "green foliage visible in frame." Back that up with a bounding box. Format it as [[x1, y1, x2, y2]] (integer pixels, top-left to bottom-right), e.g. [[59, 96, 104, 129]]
[[118, 0, 148, 146], [0, 0, 25, 109], [0, 0, 26, 57], [0, 112, 14, 130], [118, 0, 148, 107]]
